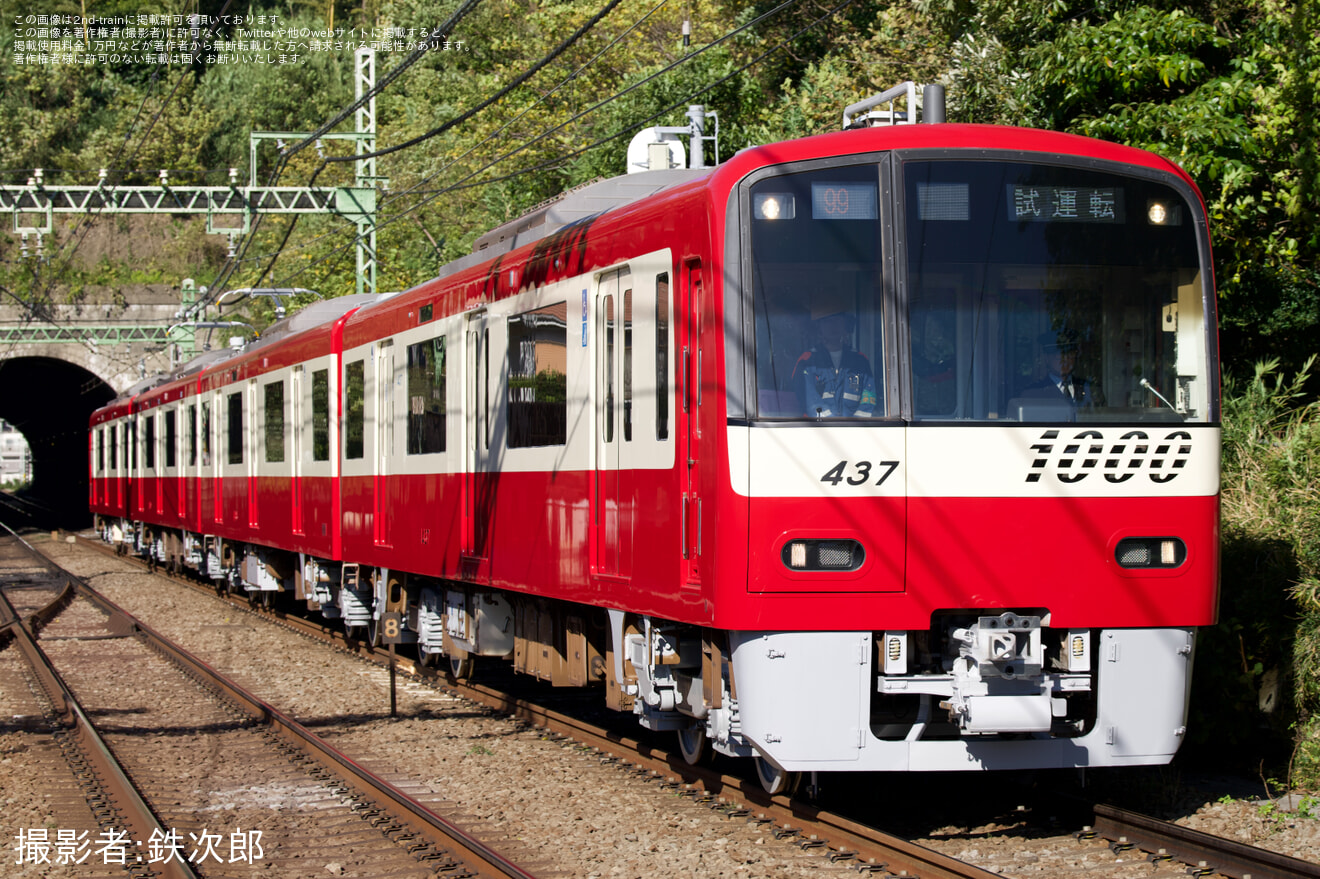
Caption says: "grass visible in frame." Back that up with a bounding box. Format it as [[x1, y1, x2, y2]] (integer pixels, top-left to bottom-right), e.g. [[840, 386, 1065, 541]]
[[1206, 356, 1320, 789]]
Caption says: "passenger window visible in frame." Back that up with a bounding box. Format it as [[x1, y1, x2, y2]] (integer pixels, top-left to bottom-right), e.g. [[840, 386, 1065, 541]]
[[227, 392, 243, 465], [656, 273, 669, 440], [407, 336, 446, 454], [312, 368, 330, 462], [144, 414, 156, 470], [623, 284, 632, 441], [603, 293, 615, 443], [508, 304, 567, 448], [265, 380, 285, 463], [164, 409, 177, 469], [200, 402, 211, 467]]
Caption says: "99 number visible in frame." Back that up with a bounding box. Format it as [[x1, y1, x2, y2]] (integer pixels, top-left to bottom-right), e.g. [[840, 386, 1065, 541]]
[[821, 187, 851, 215], [820, 460, 899, 487]]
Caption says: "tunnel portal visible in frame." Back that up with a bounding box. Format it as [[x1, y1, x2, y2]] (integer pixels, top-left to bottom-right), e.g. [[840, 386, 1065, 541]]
[[0, 356, 116, 529]]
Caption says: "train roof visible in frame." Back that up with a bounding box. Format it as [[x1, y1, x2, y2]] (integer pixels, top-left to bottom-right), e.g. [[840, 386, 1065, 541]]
[[709, 122, 1201, 196], [440, 168, 709, 281], [243, 292, 381, 352]]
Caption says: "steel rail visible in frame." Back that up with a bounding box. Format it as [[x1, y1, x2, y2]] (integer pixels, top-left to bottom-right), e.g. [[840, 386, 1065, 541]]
[[53, 560, 538, 879], [70, 532, 1000, 878], [0, 584, 201, 879], [458, 681, 1001, 879], [1092, 803, 1320, 879], [71, 532, 1320, 879]]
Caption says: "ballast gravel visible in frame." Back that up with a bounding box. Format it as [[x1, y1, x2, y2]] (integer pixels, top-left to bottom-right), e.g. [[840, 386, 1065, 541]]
[[5, 532, 1317, 879]]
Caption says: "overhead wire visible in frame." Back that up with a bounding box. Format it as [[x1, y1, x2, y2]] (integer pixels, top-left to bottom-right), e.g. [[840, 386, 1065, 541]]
[[272, 0, 855, 289], [38, 0, 237, 278], [10, 0, 240, 370], [378, 0, 671, 206], [251, 0, 809, 286], [230, 0, 670, 278], [281, 0, 485, 159], [117, 0, 844, 314], [195, 0, 487, 315], [376, 0, 806, 215], [316, 0, 629, 166], [239, 0, 631, 297]]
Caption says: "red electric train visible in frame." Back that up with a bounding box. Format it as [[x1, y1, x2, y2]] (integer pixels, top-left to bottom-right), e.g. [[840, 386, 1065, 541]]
[[90, 86, 1220, 794]]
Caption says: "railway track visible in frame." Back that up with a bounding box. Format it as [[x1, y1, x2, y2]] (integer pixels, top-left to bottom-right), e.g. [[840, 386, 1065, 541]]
[[1086, 803, 1320, 879], [0, 488, 60, 531], [55, 530, 1320, 879], [1, 526, 539, 879]]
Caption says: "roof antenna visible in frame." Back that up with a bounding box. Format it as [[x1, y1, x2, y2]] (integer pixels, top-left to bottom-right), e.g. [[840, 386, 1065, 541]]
[[843, 82, 946, 129]]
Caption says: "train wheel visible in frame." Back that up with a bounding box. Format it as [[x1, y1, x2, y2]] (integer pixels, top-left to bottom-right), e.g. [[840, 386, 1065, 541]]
[[677, 726, 709, 766], [448, 653, 474, 681], [365, 617, 384, 648], [417, 642, 440, 668], [753, 755, 801, 797]]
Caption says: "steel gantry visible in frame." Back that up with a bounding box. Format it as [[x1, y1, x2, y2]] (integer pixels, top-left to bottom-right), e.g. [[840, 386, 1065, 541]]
[[1, 48, 384, 354]]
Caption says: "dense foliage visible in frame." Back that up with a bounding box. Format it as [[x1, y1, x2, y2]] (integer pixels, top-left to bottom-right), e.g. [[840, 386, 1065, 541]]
[[3, 0, 1317, 366], [2, 0, 1318, 783], [1215, 359, 1320, 786]]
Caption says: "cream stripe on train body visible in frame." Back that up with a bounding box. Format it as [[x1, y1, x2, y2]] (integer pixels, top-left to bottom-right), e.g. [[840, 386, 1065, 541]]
[[728, 424, 1220, 498]]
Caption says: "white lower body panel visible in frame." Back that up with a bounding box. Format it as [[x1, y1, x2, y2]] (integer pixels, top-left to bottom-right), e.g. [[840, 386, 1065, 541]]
[[729, 627, 1194, 772]]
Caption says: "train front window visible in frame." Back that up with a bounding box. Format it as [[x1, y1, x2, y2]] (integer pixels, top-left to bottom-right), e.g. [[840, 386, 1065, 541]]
[[748, 165, 885, 419], [904, 160, 1212, 423]]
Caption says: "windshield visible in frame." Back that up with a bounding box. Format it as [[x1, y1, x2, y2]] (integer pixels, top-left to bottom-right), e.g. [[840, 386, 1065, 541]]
[[905, 159, 1212, 423], [746, 157, 1213, 423], [748, 164, 887, 419]]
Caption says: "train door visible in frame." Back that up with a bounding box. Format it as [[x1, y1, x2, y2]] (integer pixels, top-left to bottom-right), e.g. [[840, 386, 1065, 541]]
[[149, 410, 162, 515], [682, 260, 703, 587], [130, 417, 141, 515], [118, 422, 127, 512], [373, 341, 395, 547], [185, 401, 197, 527], [205, 393, 221, 525], [594, 269, 628, 578], [109, 423, 117, 511], [247, 380, 259, 529], [291, 366, 304, 535], [462, 313, 491, 570], [89, 427, 98, 509], [169, 406, 183, 520]]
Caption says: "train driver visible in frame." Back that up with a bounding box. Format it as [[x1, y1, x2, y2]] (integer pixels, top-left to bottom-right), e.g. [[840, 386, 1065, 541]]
[[1021, 329, 1101, 410], [792, 297, 877, 418]]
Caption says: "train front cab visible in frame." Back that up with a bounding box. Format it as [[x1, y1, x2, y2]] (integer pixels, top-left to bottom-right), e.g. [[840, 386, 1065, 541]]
[[717, 136, 1220, 776]]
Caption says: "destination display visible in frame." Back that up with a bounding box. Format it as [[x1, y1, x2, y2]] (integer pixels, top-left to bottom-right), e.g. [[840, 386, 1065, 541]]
[[1007, 184, 1125, 223]]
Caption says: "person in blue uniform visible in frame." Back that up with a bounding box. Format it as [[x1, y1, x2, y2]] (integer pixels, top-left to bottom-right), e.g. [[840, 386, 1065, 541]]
[[792, 306, 877, 418]]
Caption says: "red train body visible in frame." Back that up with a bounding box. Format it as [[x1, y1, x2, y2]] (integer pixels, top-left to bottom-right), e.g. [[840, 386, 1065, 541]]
[[90, 112, 1221, 789]]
